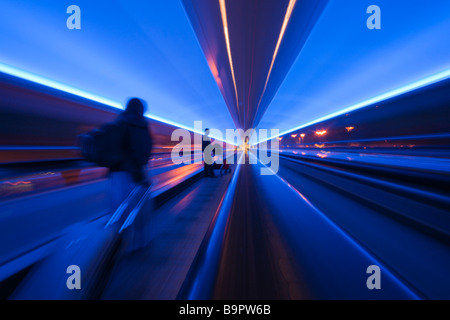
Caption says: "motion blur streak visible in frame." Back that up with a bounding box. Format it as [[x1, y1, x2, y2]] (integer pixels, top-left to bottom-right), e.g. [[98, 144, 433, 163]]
[[219, 0, 240, 113], [258, 0, 297, 109], [257, 68, 450, 143], [0, 62, 236, 146]]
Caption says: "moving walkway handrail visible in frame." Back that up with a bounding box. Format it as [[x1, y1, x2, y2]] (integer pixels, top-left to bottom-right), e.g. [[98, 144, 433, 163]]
[[177, 152, 243, 300]]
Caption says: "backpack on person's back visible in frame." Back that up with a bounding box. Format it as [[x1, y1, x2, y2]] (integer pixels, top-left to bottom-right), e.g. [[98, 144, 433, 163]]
[[79, 121, 127, 169]]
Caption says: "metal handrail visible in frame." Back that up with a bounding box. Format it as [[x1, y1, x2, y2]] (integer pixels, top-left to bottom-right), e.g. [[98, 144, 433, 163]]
[[177, 152, 243, 300]]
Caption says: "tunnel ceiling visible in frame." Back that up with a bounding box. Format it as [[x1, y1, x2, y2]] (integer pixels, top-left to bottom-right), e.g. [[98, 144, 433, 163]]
[[182, 0, 329, 130]]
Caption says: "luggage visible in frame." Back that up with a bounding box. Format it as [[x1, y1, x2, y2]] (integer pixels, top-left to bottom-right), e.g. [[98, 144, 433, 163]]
[[11, 184, 152, 300], [11, 218, 120, 300], [212, 158, 232, 175], [221, 158, 231, 174]]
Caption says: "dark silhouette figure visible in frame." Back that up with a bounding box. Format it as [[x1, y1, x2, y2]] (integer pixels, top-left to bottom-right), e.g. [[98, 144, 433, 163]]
[[110, 98, 153, 186], [78, 98, 153, 252], [110, 98, 153, 252], [108, 98, 152, 211]]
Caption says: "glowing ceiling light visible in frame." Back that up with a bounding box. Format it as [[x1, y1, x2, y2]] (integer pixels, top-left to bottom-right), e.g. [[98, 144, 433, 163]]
[[300, 133, 305, 138], [345, 126, 355, 132], [256, 68, 450, 144], [315, 130, 327, 136], [291, 134, 298, 138], [219, 0, 240, 112]]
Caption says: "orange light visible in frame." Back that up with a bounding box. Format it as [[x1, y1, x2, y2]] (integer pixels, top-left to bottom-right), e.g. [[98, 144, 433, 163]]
[[291, 134, 297, 138], [345, 126, 355, 132], [219, 0, 239, 111], [300, 133, 305, 138], [317, 153, 327, 159], [207, 56, 225, 92], [256, 0, 297, 110], [315, 130, 327, 136], [277, 137, 283, 141], [4, 181, 32, 186]]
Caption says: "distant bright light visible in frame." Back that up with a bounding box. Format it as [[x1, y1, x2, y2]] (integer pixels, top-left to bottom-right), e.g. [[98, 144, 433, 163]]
[[256, 69, 450, 144], [0, 62, 238, 145], [300, 133, 305, 138], [291, 134, 298, 138], [315, 130, 327, 136], [345, 126, 355, 132]]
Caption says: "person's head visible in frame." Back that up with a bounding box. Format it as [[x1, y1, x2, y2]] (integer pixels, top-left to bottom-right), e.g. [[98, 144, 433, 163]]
[[125, 98, 147, 116], [205, 128, 210, 136]]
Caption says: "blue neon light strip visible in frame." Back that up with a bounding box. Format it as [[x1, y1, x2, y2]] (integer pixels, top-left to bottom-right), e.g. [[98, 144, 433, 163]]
[[256, 68, 450, 144], [0, 146, 79, 150], [0, 62, 124, 109], [0, 62, 237, 145]]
